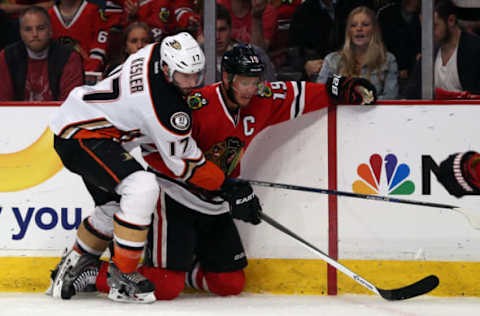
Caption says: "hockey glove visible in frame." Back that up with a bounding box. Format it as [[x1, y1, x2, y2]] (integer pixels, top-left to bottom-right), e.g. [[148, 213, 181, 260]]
[[221, 180, 262, 225], [437, 151, 480, 198], [326, 74, 377, 105]]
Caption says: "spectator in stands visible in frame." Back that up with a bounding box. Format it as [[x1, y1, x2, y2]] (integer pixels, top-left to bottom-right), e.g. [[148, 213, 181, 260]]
[[48, 0, 123, 72], [287, 0, 382, 82], [267, 0, 302, 69], [0, 9, 10, 50], [0, 6, 83, 101], [287, 0, 339, 81], [462, 21, 480, 37], [217, 0, 277, 51], [212, 3, 276, 82], [316, 6, 398, 100], [334, 0, 379, 43], [104, 21, 152, 76], [110, 0, 173, 41], [403, 0, 480, 99], [269, 0, 301, 26], [0, 0, 53, 50], [378, 0, 421, 92], [0, 0, 53, 13], [123, 21, 152, 55], [171, 0, 201, 36]]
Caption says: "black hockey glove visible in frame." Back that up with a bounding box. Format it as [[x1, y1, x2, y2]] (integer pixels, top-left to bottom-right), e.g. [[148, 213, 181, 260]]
[[221, 180, 262, 225], [437, 151, 480, 198], [326, 74, 377, 105]]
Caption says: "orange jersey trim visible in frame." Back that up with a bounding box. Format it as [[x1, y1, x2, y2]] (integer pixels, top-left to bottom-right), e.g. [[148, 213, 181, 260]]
[[188, 160, 225, 191]]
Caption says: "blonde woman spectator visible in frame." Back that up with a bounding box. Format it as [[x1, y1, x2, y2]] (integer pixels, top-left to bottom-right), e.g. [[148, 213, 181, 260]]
[[317, 6, 398, 100]]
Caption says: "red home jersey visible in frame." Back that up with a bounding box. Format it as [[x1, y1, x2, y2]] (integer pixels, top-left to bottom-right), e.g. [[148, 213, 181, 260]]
[[142, 81, 334, 214], [217, 0, 278, 43], [189, 81, 332, 177], [49, 0, 120, 72], [275, 0, 302, 21], [171, 0, 196, 29], [111, 0, 173, 39]]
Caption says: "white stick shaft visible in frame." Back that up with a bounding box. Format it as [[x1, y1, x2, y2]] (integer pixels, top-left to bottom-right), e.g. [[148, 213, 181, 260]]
[[260, 213, 380, 295]]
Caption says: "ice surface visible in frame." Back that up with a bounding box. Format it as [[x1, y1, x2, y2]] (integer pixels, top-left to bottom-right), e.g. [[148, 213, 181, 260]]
[[1, 292, 479, 316]]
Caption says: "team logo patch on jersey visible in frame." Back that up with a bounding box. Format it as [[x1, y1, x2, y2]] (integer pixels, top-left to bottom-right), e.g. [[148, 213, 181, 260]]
[[170, 112, 190, 131], [187, 92, 208, 110], [99, 9, 107, 22], [57, 36, 87, 59], [169, 40, 182, 50], [258, 85, 272, 98], [158, 8, 170, 23], [205, 137, 245, 176]]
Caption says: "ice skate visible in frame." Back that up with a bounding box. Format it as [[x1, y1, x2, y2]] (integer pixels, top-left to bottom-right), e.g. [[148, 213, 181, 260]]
[[59, 253, 101, 299], [48, 249, 81, 298], [48, 249, 100, 299], [107, 262, 156, 303]]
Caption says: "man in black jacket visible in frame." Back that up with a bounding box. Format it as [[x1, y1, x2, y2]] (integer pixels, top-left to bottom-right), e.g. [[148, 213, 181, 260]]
[[378, 0, 421, 86], [403, 0, 480, 99], [0, 6, 83, 101]]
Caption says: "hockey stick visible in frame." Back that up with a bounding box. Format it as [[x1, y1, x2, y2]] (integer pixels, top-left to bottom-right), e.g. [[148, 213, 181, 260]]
[[260, 212, 439, 300], [233, 179, 480, 230]]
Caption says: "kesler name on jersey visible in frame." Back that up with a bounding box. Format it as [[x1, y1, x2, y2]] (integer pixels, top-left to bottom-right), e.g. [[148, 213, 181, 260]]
[[130, 57, 145, 93]]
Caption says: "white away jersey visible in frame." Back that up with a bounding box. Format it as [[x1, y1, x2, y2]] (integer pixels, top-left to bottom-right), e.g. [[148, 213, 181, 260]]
[[50, 43, 204, 180]]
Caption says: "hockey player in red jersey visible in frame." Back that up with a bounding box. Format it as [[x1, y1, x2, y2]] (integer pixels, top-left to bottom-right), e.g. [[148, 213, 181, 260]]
[[48, 0, 123, 72], [46, 32, 234, 303], [75, 44, 377, 301], [436, 151, 480, 197]]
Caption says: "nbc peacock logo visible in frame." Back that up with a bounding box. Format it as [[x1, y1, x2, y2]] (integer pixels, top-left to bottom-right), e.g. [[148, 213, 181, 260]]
[[352, 153, 415, 195]]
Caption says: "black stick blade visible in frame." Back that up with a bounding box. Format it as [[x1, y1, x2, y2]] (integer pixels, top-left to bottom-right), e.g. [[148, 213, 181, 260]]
[[378, 275, 439, 301]]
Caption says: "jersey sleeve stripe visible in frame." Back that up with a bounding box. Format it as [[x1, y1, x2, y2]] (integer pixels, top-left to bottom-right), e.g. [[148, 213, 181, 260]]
[[180, 155, 206, 180], [290, 81, 306, 119], [298, 81, 306, 117], [58, 118, 113, 138], [175, 8, 193, 22], [182, 158, 204, 181], [104, 1, 123, 12], [290, 81, 299, 120], [89, 49, 106, 61]]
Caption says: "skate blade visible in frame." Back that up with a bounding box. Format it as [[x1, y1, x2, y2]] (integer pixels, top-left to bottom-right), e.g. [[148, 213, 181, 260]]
[[108, 288, 156, 304], [45, 281, 53, 296], [52, 251, 80, 299]]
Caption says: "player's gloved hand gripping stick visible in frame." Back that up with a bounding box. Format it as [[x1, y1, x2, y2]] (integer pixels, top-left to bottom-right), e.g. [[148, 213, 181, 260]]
[[221, 180, 262, 225], [152, 174, 439, 299], [327, 74, 377, 105], [233, 178, 480, 230]]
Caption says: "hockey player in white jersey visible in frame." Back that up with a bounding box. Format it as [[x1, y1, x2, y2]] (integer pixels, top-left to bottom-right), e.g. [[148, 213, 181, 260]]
[[47, 32, 226, 303]]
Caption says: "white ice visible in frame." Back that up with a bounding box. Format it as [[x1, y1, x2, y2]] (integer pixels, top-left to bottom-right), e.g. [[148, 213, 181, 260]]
[[1, 292, 480, 316]]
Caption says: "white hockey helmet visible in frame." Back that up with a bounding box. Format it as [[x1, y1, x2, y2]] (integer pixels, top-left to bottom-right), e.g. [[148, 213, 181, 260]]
[[160, 32, 205, 83]]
